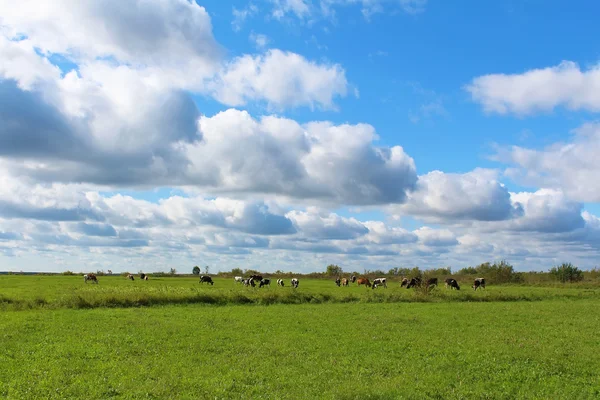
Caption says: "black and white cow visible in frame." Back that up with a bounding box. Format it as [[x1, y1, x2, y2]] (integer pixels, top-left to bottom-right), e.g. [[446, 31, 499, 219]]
[[199, 275, 214, 285], [444, 278, 460, 290], [259, 278, 271, 288], [234, 276, 243, 284], [291, 278, 299, 288], [277, 279, 285, 287], [372, 277, 387, 289], [473, 277, 486, 291], [335, 277, 341, 287]]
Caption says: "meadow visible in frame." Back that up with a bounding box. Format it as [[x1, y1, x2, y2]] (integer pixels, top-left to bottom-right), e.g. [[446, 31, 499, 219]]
[[1, 275, 600, 399]]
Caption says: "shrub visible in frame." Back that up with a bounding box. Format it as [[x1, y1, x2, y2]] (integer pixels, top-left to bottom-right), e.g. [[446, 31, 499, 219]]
[[62, 270, 76, 276], [550, 263, 584, 283]]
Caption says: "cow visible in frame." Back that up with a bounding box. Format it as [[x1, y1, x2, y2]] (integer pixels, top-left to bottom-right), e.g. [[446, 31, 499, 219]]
[[234, 276, 243, 284], [199, 275, 214, 285], [427, 278, 438, 287], [372, 278, 387, 289], [143, 276, 149, 281], [291, 278, 299, 288], [473, 277, 486, 291], [400, 278, 409, 287], [277, 278, 285, 287], [250, 274, 263, 282], [84, 273, 98, 284], [357, 278, 371, 287], [127, 274, 135, 281], [351, 275, 357, 283], [445, 278, 460, 290], [243, 278, 256, 287], [406, 277, 422, 289], [140, 273, 146, 280], [259, 278, 271, 288], [335, 277, 341, 287], [341, 278, 349, 287]]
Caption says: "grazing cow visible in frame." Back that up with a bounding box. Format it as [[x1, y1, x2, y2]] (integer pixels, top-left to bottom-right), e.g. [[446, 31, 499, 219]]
[[127, 274, 134, 281], [243, 278, 255, 287], [335, 277, 341, 287], [444, 278, 460, 290], [473, 277, 486, 291], [372, 278, 387, 289], [143, 276, 149, 281], [291, 278, 299, 288], [400, 278, 409, 287], [277, 278, 285, 287], [84, 273, 98, 284], [406, 277, 422, 289], [357, 278, 371, 287], [140, 273, 146, 280], [341, 278, 349, 287], [234, 276, 243, 284], [250, 274, 263, 282], [199, 275, 214, 285], [351, 275, 357, 283], [427, 278, 438, 287], [259, 278, 271, 288]]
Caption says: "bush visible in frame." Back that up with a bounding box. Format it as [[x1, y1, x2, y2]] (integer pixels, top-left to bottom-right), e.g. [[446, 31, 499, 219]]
[[550, 263, 584, 283], [192, 266, 200, 275], [62, 270, 76, 276]]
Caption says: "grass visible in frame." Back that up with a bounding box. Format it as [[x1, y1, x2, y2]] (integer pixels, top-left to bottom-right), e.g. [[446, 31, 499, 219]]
[[2, 275, 600, 311], [2, 275, 600, 398], [1, 300, 600, 399]]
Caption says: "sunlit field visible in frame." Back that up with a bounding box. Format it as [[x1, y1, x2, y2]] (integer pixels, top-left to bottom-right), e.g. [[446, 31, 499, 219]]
[[2, 275, 600, 399]]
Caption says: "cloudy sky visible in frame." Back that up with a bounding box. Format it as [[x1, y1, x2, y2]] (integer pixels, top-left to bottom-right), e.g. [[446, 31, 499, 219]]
[[1, 0, 600, 274]]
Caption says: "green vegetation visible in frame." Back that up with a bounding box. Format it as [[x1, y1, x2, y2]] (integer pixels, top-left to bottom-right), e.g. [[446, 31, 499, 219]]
[[550, 262, 584, 283], [1, 299, 600, 399], [2, 275, 600, 311]]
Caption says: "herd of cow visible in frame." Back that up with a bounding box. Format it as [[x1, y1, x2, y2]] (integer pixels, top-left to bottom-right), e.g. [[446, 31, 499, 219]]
[[83, 272, 487, 291], [333, 275, 486, 290]]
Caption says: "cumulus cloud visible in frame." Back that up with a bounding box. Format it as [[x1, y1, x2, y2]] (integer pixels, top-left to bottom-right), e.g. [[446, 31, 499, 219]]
[[497, 123, 600, 203], [400, 169, 521, 222], [210, 49, 349, 110], [415, 227, 458, 246], [0, 0, 222, 74], [287, 209, 369, 239], [273, 0, 427, 21], [466, 61, 600, 115], [187, 109, 417, 205]]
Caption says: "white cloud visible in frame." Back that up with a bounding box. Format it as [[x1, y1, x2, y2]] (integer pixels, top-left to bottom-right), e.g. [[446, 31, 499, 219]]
[[399, 169, 519, 222], [466, 61, 600, 115], [249, 32, 270, 49], [210, 49, 349, 110], [415, 226, 458, 247], [498, 123, 600, 202], [271, 0, 312, 20], [232, 4, 259, 31], [0, 0, 222, 75], [287, 209, 369, 239]]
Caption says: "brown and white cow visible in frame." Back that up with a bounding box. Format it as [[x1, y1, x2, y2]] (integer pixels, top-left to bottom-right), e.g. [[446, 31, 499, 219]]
[[473, 277, 486, 291], [444, 278, 460, 290], [84, 273, 98, 284], [357, 278, 371, 287], [341, 278, 349, 287]]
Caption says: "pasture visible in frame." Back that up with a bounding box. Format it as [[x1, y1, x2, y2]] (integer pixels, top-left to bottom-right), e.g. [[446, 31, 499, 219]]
[[1, 275, 600, 399]]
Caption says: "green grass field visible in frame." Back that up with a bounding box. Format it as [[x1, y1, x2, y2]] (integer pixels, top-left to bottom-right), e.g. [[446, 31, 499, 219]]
[[2, 275, 600, 399]]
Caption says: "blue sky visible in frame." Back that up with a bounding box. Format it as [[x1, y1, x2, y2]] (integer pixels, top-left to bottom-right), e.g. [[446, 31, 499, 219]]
[[1, 0, 600, 273]]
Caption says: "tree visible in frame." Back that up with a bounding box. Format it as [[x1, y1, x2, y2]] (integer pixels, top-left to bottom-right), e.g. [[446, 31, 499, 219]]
[[169, 267, 177, 275], [192, 266, 200, 275], [326, 264, 343, 276], [230, 267, 243, 276], [550, 263, 584, 283], [204, 265, 210, 274]]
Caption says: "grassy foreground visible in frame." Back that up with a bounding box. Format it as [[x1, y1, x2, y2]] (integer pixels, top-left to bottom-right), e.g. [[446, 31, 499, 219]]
[[1, 300, 600, 399], [2, 275, 600, 310]]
